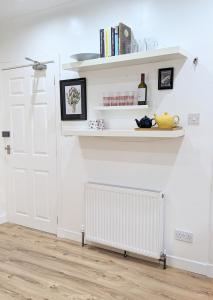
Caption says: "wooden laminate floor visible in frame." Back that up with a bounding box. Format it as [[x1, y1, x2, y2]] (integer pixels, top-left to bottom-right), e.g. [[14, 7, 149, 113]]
[[0, 224, 212, 300]]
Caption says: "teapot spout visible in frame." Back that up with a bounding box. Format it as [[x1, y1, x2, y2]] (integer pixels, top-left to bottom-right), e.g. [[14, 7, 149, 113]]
[[135, 119, 141, 128]]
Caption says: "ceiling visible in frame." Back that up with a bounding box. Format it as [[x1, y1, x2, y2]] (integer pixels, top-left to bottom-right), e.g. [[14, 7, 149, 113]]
[[0, 0, 74, 21]]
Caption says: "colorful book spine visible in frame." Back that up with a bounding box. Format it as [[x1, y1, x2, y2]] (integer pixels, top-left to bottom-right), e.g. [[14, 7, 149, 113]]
[[104, 29, 109, 57], [108, 28, 112, 57], [115, 26, 119, 56], [100, 24, 131, 57], [111, 27, 115, 56], [104, 27, 115, 57], [100, 29, 105, 57]]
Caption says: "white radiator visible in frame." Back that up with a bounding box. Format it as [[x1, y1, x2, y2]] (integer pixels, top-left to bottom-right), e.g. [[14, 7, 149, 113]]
[[84, 183, 165, 260]]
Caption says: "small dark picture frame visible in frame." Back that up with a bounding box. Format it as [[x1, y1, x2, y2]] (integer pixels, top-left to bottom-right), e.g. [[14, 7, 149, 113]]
[[158, 68, 174, 90], [60, 78, 87, 121]]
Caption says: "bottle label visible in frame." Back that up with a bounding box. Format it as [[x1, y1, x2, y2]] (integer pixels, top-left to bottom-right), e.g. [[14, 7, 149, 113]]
[[138, 88, 146, 105]]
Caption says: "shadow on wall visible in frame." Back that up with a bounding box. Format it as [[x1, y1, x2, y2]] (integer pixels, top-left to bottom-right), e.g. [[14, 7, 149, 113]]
[[79, 137, 184, 166], [77, 136, 185, 192]]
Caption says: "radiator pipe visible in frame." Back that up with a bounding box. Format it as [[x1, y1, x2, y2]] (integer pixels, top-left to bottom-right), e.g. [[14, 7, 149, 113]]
[[160, 253, 167, 270], [81, 225, 85, 247]]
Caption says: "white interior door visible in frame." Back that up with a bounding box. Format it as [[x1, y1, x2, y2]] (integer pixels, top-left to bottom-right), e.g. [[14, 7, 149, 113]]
[[2, 63, 58, 234]]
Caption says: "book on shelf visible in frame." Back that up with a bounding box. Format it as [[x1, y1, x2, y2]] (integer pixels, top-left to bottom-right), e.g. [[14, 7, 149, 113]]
[[115, 26, 119, 55], [118, 23, 132, 55], [104, 27, 115, 57], [111, 27, 115, 56], [99, 23, 132, 58], [100, 29, 105, 57], [104, 29, 109, 57]]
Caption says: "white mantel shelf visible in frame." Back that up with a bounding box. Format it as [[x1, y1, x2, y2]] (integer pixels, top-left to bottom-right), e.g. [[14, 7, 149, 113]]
[[62, 128, 185, 138], [63, 47, 188, 72]]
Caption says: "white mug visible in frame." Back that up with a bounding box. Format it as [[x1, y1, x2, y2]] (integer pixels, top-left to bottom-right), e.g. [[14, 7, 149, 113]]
[[88, 119, 105, 130], [97, 119, 105, 130], [88, 120, 98, 130]]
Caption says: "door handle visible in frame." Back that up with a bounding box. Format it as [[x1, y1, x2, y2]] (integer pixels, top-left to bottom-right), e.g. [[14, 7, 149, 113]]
[[5, 145, 11, 155]]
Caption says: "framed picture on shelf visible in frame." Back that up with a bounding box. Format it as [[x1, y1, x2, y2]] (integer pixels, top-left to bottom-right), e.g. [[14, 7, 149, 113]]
[[158, 67, 174, 90], [60, 78, 87, 121]]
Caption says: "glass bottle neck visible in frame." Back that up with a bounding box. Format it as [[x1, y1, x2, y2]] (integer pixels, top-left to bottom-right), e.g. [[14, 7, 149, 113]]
[[141, 74, 145, 83]]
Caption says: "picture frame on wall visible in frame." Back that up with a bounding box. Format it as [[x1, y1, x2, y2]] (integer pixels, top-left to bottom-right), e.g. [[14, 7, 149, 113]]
[[60, 78, 87, 121], [158, 67, 174, 90]]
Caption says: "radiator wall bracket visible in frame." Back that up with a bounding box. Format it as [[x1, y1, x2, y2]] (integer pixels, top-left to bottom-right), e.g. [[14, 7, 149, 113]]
[[160, 252, 167, 270]]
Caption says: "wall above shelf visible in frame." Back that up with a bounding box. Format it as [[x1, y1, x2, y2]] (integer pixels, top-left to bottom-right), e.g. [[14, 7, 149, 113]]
[[62, 128, 185, 138], [63, 47, 188, 72], [94, 105, 149, 111]]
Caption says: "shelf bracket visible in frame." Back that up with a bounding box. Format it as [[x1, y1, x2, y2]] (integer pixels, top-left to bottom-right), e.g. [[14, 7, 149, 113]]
[[193, 57, 199, 66]]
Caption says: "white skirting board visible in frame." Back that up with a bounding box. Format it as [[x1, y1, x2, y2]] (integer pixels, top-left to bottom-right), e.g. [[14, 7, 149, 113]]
[[57, 228, 213, 278], [167, 255, 213, 278], [207, 264, 213, 278], [0, 213, 7, 224], [57, 228, 81, 242]]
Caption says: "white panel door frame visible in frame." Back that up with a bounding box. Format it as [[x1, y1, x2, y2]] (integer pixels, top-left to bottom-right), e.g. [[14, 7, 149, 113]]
[[209, 163, 213, 266], [0, 66, 9, 222], [2, 56, 61, 234]]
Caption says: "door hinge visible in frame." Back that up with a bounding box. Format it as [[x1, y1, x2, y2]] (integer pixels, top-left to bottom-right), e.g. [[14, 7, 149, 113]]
[[57, 216, 59, 225], [54, 77, 56, 86]]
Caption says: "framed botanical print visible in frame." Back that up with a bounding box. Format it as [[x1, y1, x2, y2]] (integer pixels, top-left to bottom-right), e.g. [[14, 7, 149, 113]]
[[158, 68, 174, 90], [60, 78, 87, 121]]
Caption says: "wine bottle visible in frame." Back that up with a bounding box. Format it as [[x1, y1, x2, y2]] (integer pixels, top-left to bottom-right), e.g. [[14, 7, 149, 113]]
[[137, 73, 147, 105]]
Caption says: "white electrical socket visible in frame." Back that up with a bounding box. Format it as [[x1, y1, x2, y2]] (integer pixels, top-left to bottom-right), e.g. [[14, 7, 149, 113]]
[[188, 113, 200, 125], [175, 230, 193, 243]]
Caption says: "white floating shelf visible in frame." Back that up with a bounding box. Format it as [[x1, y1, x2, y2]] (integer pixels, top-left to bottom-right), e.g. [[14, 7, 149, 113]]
[[62, 128, 185, 138], [63, 47, 188, 72], [94, 105, 149, 111]]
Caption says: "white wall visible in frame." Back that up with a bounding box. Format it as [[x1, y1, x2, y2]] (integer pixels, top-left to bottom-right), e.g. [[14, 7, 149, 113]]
[[0, 0, 213, 276]]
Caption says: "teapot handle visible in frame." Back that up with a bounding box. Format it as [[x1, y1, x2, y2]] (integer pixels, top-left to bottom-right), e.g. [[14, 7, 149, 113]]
[[151, 119, 156, 127], [173, 115, 180, 127]]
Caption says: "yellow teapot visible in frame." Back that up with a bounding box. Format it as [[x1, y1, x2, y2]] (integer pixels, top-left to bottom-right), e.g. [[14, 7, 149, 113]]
[[154, 112, 180, 129]]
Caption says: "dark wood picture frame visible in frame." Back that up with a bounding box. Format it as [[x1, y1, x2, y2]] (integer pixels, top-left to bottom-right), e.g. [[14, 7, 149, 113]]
[[158, 68, 174, 90], [60, 78, 87, 121]]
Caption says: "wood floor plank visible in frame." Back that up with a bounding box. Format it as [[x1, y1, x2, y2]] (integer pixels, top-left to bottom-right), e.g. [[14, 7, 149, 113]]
[[0, 223, 212, 300]]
